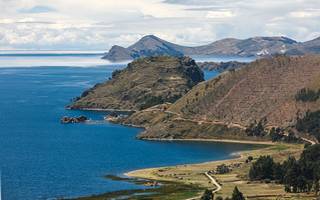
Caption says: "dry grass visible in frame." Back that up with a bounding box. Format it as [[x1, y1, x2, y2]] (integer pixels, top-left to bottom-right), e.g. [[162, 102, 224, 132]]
[[126, 142, 317, 200]]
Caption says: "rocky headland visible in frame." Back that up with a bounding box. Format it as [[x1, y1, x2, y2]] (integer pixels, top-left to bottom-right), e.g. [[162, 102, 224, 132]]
[[70, 56, 204, 111]]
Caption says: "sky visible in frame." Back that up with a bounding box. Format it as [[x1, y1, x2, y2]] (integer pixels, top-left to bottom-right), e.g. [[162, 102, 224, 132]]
[[0, 0, 319, 50]]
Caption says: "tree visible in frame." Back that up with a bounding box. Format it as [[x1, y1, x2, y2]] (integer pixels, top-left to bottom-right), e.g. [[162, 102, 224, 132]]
[[245, 119, 267, 137], [283, 157, 300, 192], [249, 156, 275, 180], [216, 164, 230, 174], [269, 127, 283, 142], [201, 189, 214, 200], [231, 186, 245, 200], [273, 162, 284, 181]]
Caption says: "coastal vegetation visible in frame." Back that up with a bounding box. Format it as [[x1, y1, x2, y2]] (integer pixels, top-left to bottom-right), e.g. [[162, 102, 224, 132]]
[[121, 143, 317, 200], [296, 110, 320, 141], [249, 144, 320, 194]]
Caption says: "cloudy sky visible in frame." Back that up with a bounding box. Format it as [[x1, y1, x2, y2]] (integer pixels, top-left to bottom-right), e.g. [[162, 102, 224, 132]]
[[1, 0, 319, 50]]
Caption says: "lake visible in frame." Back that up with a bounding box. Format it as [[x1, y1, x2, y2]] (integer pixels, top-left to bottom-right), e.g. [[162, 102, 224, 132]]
[[0, 52, 256, 200]]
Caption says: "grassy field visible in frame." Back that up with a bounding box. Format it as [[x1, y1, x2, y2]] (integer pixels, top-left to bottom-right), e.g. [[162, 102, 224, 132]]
[[125, 142, 317, 200], [74, 142, 317, 200]]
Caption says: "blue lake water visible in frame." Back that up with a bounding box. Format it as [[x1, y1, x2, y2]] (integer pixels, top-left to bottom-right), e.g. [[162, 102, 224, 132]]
[[0, 52, 256, 200]]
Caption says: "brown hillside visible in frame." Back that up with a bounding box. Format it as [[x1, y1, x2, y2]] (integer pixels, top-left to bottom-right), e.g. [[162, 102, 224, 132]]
[[126, 55, 320, 140], [169, 55, 320, 128], [70, 56, 204, 111]]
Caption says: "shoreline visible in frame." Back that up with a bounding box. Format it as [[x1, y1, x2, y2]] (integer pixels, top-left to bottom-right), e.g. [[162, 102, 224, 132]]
[[124, 138, 275, 178], [66, 107, 137, 113], [141, 138, 276, 145], [122, 142, 307, 199], [125, 138, 276, 178], [124, 142, 259, 178]]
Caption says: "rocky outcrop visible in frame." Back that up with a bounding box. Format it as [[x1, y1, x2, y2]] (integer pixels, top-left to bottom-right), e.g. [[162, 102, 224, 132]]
[[70, 56, 204, 111], [60, 116, 88, 124]]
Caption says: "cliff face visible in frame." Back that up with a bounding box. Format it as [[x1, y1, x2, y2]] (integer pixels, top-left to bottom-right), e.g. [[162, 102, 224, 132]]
[[70, 56, 204, 111], [122, 55, 320, 139]]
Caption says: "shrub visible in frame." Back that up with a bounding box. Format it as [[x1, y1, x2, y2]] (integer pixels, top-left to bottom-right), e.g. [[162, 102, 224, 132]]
[[201, 189, 214, 200], [295, 88, 320, 102], [231, 186, 245, 200], [249, 155, 276, 180], [296, 110, 320, 141], [216, 164, 230, 174]]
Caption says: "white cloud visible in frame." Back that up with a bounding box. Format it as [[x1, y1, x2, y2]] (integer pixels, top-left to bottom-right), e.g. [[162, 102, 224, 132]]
[[289, 9, 320, 18], [0, 0, 319, 49], [206, 10, 235, 18]]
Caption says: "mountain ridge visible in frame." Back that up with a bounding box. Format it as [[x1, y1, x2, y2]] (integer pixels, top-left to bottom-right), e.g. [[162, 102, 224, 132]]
[[102, 35, 320, 62]]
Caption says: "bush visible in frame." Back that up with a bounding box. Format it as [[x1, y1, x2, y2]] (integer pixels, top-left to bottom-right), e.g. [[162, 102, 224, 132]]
[[296, 110, 320, 141], [216, 164, 230, 174], [249, 155, 276, 180], [295, 88, 320, 102], [231, 186, 245, 200], [201, 189, 214, 200], [269, 127, 284, 142], [245, 119, 267, 137]]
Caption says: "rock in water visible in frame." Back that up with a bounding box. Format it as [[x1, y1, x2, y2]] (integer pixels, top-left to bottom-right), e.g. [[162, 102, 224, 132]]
[[60, 116, 88, 124]]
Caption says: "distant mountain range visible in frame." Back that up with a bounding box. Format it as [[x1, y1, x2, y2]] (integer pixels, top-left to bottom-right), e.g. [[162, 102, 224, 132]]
[[102, 35, 320, 62]]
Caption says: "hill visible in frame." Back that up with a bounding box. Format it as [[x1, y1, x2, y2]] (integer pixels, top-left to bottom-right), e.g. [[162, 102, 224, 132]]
[[119, 55, 320, 141], [70, 56, 204, 111], [287, 37, 320, 55], [102, 35, 320, 62], [102, 35, 185, 62]]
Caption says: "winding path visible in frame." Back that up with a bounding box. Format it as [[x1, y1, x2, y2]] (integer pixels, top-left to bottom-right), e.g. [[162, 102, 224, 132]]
[[185, 172, 222, 200], [300, 137, 317, 145], [143, 108, 246, 130]]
